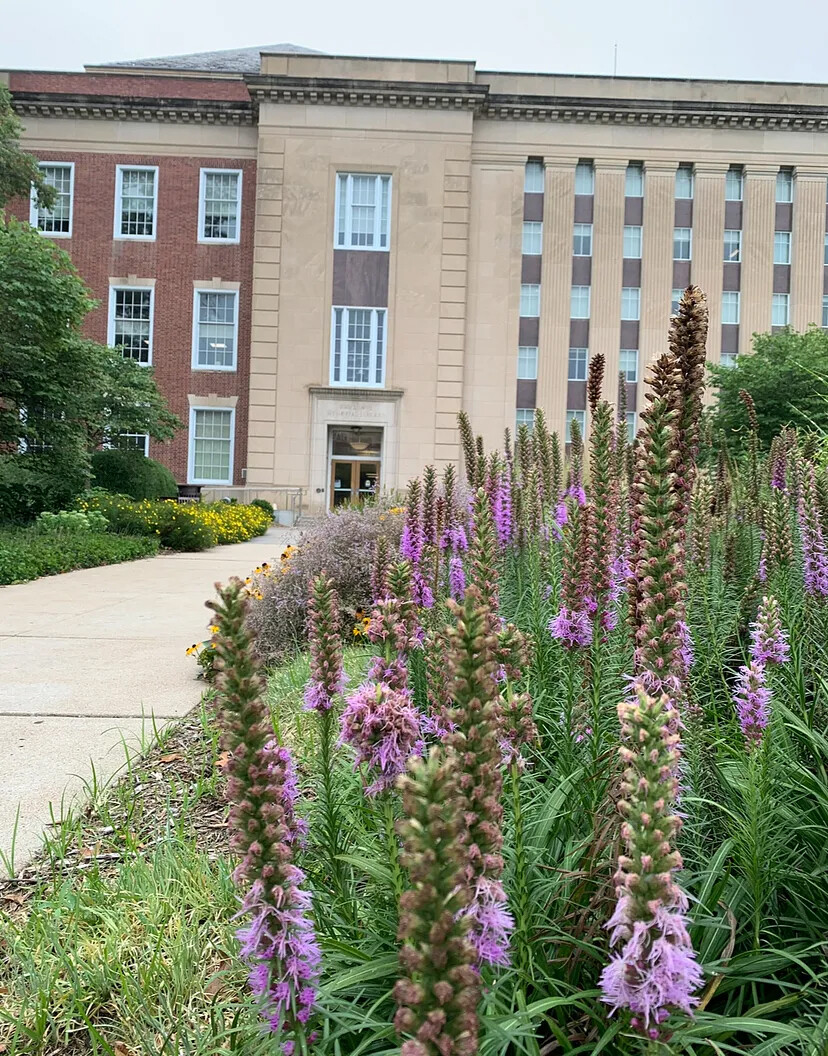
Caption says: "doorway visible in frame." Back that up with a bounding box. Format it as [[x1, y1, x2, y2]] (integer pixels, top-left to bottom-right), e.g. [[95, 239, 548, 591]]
[[328, 425, 383, 509]]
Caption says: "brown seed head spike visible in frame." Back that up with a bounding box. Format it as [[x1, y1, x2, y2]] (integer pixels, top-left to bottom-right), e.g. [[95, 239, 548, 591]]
[[587, 352, 605, 416]]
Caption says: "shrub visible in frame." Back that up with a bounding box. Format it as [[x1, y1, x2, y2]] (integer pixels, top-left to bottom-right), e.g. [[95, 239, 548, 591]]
[[250, 498, 275, 520], [36, 508, 109, 532], [0, 529, 158, 585], [91, 448, 178, 500], [78, 493, 271, 551], [248, 503, 404, 663]]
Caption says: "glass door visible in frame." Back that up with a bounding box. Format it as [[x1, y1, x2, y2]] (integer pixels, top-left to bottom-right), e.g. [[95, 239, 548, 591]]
[[328, 426, 383, 509]]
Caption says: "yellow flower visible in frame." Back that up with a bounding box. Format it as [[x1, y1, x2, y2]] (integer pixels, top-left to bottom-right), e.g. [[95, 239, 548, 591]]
[[208, 624, 219, 634]]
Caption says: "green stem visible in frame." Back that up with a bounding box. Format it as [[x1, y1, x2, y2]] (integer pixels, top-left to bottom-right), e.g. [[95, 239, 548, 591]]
[[382, 794, 404, 905], [318, 709, 349, 914], [510, 760, 532, 985]]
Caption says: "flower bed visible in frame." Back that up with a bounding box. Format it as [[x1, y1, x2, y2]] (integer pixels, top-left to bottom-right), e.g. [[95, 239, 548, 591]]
[[0, 529, 158, 585], [78, 493, 271, 551]]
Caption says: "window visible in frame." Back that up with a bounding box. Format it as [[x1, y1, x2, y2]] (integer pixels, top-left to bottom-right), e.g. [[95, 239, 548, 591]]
[[335, 173, 391, 250], [621, 287, 641, 320], [520, 284, 541, 317], [189, 408, 234, 485], [772, 293, 790, 326], [517, 345, 538, 379], [623, 225, 642, 258], [571, 285, 591, 319], [626, 412, 637, 442], [573, 222, 593, 256], [675, 165, 694, 199], [823, 295, 828, 329], [575, 161, 594, 195], [108, 287, 153, 364], [117, 433, 150, 456], [115, 165, 158, 239], [198, 169, 242, 242], [671, 288, 682, 316], [565, 409, 586, 443], [330, 306, 386, 386], [722, 291, 740, 325], [725, 167, 744, 201], [720, 352, 738, 368], [673, 227, 692, 261], [522, 221, 543, 255], [525, 160, 544, 193], [724, 229, 742, 262], [568, 347, 588, 381], [30, 163, 73, 235], [824, 233, 828, 266], [625, 163, 644, 197], [192, 290, 239, 370], [776, 168, 794, 203], [774, 231, 791, 265], [619, 348, 639, 382], [516, 408, 535, 432]]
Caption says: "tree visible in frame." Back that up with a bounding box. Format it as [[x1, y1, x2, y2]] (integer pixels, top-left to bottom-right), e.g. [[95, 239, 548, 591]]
[[708, 326, 828, 449], [0, 218, 180, 520], [0, 83, 56, 210]]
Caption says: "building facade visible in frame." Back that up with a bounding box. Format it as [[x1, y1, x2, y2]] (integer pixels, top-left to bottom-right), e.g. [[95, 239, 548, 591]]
[[6, 48, 828, 510]]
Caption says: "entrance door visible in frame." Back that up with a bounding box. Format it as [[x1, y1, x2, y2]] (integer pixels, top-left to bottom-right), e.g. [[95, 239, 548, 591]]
[[330, 460, 381, 507], [328, 425, 383, 509]]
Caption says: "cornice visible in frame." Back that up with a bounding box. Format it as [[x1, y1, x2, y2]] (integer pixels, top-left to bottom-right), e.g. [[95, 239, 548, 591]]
[[246, 74, 486, 110], [11, 91, 254, 125]]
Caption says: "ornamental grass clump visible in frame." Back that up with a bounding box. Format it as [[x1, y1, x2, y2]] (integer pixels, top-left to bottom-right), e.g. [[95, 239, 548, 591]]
[[601, 687, 703, 1036], [208, 579, 320, 1045]]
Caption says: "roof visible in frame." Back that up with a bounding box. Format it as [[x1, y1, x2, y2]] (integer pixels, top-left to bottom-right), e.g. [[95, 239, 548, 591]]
[[93, 43, 322, 74]]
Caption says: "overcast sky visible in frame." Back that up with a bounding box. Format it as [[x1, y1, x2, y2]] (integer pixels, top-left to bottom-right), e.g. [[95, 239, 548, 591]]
[[4, 0, 828, 84]]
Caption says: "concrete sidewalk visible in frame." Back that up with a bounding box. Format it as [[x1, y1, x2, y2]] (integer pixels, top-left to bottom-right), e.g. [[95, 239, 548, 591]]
[[0, 526, 297, 870]]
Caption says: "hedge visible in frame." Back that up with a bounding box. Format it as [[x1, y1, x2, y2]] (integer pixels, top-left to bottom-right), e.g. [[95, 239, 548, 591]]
[[0, 530, 159, 585], [91, 449, 178, 500]]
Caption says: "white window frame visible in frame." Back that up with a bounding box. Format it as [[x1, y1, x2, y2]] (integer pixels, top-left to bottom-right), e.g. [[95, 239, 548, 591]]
[[570, 285, 591, 319], [776, 169, 794, 204], [774, 231, 791, 265], [117, 433, 150, 457], [568, 347, 588, 381], [114, 165, 159, 241], [720, 352, 738, 368], [625, 163, 644, 197], [565, 409, 586, 443], [626, 411, 637, 442], [191, 288, 240, 372], [824, 233, 828, 267], [722, 291, 741, 325], [520, 284, 541, 317], [621, 287, 641, 321], [574, 161, 594, 195], [671, 288, 682, 316], [619, 348, 639, 383], [334, 172, 392, 251], [725, 168, 744, 201], [188, 406, 235, 486], [524, 160, 545, 194], [772, 293, 790, 327], [29, 161, 74, 237], [522, 221, 543, 255], [623, 225, 642, 259], [107, 284, 155, 366], [724, 229, 742, 263], [198, 168, 242, 244], [823, 295, 828, 329], [673, 227, 692, 261], [516, 408, 536, 432], [572, 222, 593, 257], [517, 345, 538, 380], [675, 165, 694, 199], [330, 306, 387, 388]]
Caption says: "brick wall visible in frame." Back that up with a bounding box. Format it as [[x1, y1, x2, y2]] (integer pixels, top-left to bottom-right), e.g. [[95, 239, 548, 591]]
[[9, 70, 250, 101], [8, 151, 255, 485]]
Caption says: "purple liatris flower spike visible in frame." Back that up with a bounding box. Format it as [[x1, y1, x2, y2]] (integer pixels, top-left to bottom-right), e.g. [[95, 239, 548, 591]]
[[340, 681, 422, 794], [733, 661, 771, 748], [799, 466, 828, 598], [304, 574, 346, 712], [750, 595, 789, 666], [492, 461, 513, 548], [548, 607, 592, 648], [208, 580, 320, 1044], [676, 620, 694, 674], [600, 688, 703, 1036], [449, 554, 466, 601]]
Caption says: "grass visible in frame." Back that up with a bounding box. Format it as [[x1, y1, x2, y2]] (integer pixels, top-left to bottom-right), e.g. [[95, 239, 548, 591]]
[[0, 528, 159, 585], [0, 648, 372, 1056]]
